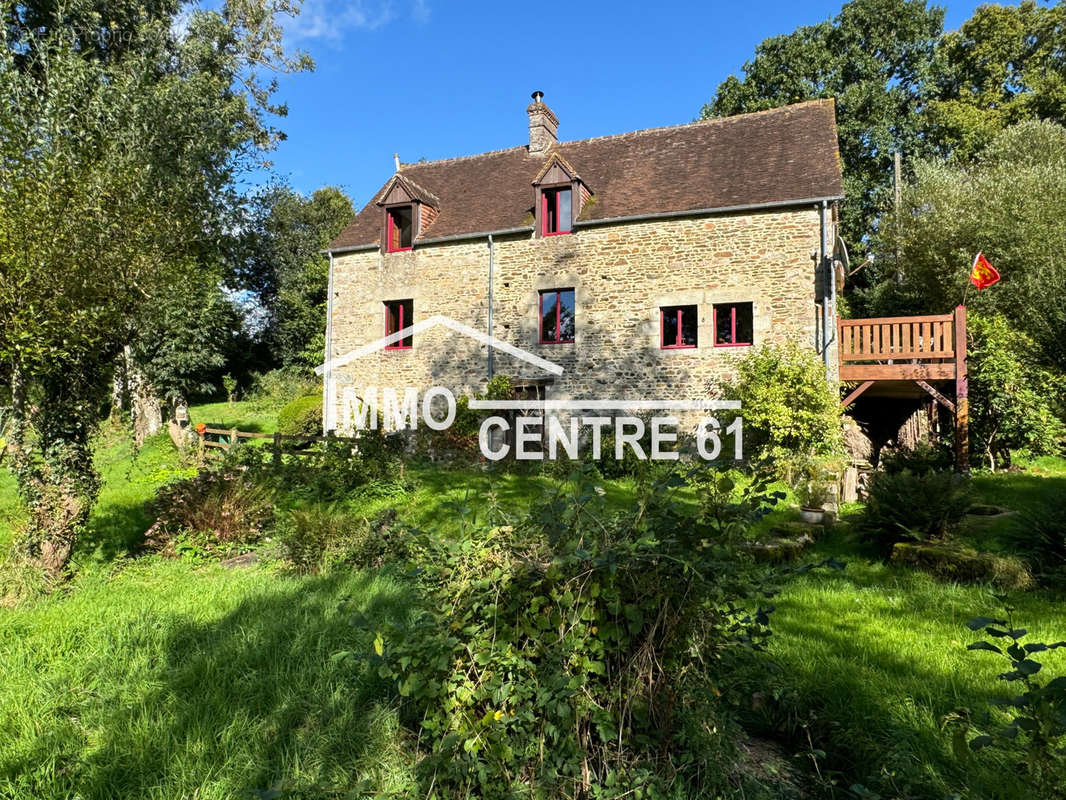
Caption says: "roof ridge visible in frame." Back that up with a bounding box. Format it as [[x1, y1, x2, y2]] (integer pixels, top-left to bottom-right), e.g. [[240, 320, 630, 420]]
[[400, 143, 529, 170], [559, 99, 835, 147], [397, 100, 835, 170]]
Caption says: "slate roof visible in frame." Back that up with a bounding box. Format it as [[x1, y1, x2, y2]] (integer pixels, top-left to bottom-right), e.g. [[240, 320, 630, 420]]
[[330, 99, 843, 251]]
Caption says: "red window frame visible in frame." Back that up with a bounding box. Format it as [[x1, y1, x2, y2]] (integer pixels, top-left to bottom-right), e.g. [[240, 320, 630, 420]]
[[712, 302, 753, 348], [541, 187, 572, 237], [386, 206, 413, 253], [384, 299, 413, 350], [538, 288, 575, 345], [660, 305, 698, 350]]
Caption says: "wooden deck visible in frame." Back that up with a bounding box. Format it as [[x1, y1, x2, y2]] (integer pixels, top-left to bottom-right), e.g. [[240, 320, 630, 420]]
[[838, 306, 969, 469]]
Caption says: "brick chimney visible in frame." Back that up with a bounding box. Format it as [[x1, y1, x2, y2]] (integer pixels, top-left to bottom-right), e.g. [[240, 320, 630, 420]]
[[527, 91, 558, 155]]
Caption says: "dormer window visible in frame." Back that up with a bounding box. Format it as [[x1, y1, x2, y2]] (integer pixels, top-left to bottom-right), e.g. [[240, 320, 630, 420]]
[[542, 187, 572, 236], [386, 206, 413, 252]]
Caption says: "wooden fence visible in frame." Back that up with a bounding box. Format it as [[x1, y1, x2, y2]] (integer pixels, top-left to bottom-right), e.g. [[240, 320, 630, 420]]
[[197, 427, 357, 465]]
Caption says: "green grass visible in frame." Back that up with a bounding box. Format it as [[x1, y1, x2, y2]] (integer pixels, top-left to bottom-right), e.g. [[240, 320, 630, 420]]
[[0, 559, 413, 799], [190, 399, 285, 433], [754, 526, 1064, 798]]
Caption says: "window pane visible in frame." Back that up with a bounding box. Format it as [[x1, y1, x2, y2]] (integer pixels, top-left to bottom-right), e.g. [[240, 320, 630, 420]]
[[540, 291, 557, 342], [680, 305, 698, 346], [715, 306, 733, 344], [557, 189, 572, 233], [389, 207, 412, 249], [544, 192, 557, 233], [558, 289, 575, 341], [386, 302, 400, 336], [735, 302, 753, 344], [401, 300, 414, 347], [662, 308, 679, 347], [385, 299, 413, 348]]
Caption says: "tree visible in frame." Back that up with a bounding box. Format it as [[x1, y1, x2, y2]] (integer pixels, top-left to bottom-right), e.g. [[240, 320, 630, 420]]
[[701, 0, 944, 250], [871, 120, 1066, 372], [925, 0, 1066, 162], [0, 1, 309, 578], [235, 184, 354, 370], [967, 313, 1064, 470]]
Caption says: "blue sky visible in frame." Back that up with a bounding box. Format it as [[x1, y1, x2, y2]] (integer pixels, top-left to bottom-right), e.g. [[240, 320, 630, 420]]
[[258, 0, 986, 207]]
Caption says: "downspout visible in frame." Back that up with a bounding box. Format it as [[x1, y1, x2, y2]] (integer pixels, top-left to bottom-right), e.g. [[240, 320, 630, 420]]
[[819, 200, 831, 377], [323, 250, 336, 432], [487, 234, 495, 380], [826, 201, 837, 373]]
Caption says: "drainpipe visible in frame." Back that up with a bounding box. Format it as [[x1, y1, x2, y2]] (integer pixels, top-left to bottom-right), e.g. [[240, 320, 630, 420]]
[[323, 250, 336, 432], [826, 202, 837, 371], [487, 234, 495, 380], [819, 200, 831, 376]]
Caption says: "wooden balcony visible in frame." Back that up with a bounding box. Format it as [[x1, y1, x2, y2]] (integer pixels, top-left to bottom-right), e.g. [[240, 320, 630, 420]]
[[837, 305, 969, 468]]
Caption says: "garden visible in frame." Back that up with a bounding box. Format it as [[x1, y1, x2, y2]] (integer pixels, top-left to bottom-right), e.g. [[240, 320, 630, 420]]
[[1, 350, 1064, 800]]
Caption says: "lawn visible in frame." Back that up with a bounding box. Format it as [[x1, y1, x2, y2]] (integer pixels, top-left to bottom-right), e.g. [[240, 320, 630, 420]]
[[0, 407, 1063, 799]]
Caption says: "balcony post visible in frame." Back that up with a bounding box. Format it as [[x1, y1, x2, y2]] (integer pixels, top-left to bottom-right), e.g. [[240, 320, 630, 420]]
[[954, 305, 969, 472]]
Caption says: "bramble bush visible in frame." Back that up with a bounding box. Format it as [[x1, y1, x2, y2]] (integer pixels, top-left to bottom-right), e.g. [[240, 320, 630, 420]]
[[726, 343, 843, 470], [343, 463, 841, 798]]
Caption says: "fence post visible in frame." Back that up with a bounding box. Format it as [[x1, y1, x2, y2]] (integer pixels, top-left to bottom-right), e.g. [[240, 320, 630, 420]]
[[197, 431, 204, 463], [272, 432, 281, 467], [230, 428, 238, 452]]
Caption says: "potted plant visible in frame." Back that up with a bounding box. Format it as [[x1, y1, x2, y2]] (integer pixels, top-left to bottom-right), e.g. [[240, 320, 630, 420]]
[[794, 459, 835, 524]]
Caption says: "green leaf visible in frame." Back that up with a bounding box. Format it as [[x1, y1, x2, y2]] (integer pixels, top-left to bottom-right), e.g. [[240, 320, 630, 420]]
[[966, 617, 1005, 631], [1017, 659, 1042, 676], [967, 641, 1001, 654], [969, 735, 995, 750], [373, 632, 384, 657]]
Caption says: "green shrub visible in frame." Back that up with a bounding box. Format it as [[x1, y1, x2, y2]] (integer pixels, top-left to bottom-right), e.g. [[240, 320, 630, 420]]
[[277, 394, 322, 437], [275, 506, 368, 573], [346, 464, 839, 798], [968, 313, 1066, 471], [964, 610, 1066, 796], [890, 541, 1032, 589], [276, 506, 409, 573], [727, 342, 843, 469], [862, 469, 974, 547], [246, 367, 318, 408], [144, 465, 273, 555], [879, 440, 954, 474]]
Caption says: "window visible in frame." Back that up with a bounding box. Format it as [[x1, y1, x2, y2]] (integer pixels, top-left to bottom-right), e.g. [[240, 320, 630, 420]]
[[384, 299, 413, 349], [660, 305, 698, 349], [539, 288, 575, 344], [541, 187, 572, 236], [386, 206, 413, 252], [713, 302, 753, 347]]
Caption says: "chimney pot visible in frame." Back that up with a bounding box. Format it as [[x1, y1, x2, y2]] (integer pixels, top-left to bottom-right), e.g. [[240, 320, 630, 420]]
[[531, 90, 543, 103]]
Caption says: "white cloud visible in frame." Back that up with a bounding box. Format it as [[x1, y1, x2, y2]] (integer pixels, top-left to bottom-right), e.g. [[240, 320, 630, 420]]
[[412, 0, 430, 23], [283, 0, 394, 43]]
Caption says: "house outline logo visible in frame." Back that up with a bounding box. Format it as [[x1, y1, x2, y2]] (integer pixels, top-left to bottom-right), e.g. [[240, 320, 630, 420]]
[[315, 314, 564, 377]]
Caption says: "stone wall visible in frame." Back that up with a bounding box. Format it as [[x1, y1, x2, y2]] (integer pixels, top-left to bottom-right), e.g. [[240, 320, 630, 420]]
[[325, 207, 834, 430]]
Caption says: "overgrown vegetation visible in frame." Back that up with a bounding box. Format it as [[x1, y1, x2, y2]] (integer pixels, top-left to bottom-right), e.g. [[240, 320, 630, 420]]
[[727, 343, 843, 469], [355, 464, 839, 798]]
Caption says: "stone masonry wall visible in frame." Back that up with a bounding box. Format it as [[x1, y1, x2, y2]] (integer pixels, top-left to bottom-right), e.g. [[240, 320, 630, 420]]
[[325, 207, 834, 430]]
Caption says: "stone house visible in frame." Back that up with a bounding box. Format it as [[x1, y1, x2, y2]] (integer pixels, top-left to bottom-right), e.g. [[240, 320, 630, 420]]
[[321, 94, 844, 432]]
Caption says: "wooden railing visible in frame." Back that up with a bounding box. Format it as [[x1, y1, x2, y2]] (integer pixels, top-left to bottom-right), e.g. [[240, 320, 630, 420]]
[[837, 308, 964, 382], [197, 427, 355, 463]]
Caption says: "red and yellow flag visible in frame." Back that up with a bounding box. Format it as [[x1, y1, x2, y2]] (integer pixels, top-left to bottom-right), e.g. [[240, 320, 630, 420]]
[[970, 252, 1000, 290]]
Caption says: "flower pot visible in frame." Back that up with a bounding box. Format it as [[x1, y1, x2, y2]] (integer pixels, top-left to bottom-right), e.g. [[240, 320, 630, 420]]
[[800, 507, 825, 525]]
